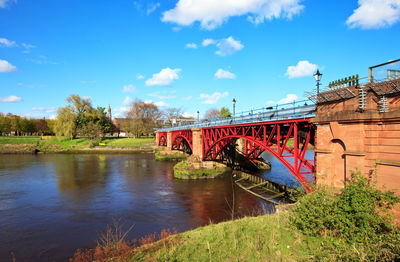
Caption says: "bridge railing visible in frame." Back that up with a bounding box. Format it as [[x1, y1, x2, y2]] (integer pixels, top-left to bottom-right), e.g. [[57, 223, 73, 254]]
[[158, 99, 316, 132]]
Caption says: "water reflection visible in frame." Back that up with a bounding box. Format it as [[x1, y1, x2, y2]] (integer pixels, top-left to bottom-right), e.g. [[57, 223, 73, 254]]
[[0, 154, 272, 262]]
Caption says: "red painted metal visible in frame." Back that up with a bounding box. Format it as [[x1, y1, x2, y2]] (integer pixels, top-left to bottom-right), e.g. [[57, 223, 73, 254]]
[[158, 132, 167, 146], [202, 119, 315, 192], [171, 129, 193, 152]]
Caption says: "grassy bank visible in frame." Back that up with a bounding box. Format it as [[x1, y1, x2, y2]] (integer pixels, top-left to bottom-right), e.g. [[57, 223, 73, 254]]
[[71, 172, 400, 261], [155, 150, 188, 161], [173, 158, 231, 179], [0, 136, 155, 153]]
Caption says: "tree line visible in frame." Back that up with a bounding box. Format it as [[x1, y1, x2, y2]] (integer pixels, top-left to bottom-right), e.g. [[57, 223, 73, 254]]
[[0, 113, 55, 136], [1, 94, 232, 139]]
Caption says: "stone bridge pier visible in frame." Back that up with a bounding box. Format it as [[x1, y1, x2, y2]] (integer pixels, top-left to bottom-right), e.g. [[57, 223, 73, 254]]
[[313, 78, 400, 196]]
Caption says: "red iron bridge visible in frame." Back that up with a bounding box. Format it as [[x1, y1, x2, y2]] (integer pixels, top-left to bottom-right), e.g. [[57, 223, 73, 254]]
[[156, 100, 316, 193]]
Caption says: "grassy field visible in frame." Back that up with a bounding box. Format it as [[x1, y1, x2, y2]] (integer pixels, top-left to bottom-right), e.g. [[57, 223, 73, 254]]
[[0, 136, 155, 153], [102, 137, 155, 148], [0, 136, 41, 144]]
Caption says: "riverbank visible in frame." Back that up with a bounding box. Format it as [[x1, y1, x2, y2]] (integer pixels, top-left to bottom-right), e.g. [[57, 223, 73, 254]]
[[71, 174, 400, 261], [0, 136, 155, 153]]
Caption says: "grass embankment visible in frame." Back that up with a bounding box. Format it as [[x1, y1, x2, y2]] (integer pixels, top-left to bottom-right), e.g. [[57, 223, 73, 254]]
[[155, 150, 188, 161], [71, 172, 400, 261], [173, 157, 231, 179], [0, 136, 155, 153]]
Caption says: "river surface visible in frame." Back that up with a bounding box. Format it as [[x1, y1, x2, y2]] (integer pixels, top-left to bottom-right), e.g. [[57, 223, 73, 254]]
[[0, 152, 312, 261]]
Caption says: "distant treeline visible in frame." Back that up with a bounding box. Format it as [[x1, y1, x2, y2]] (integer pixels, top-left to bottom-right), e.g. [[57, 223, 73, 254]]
[[0, 113, 55, 136]]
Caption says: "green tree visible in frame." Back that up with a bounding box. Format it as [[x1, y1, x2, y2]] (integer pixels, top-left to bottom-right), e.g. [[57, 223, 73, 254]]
[[55, 95, 113, 139], [35, 119, 50, 135], [9, 114, 21, 136], [96, 107, 113, 134], [220, 107, 231, 118], [0, 113, 11, 135], [55, 106, 77, 138]]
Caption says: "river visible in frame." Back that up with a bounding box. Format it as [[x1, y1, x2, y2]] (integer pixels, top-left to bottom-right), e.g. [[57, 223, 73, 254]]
[[0, 152, 312, 261]]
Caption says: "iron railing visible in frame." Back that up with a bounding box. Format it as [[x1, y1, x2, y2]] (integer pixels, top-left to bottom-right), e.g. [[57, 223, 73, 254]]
[[158, 99, 316, 132]]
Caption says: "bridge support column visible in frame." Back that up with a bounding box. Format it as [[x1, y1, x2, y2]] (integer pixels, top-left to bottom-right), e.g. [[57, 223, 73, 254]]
[[167, 131, 172, 149], [191, 128, 203, 159]]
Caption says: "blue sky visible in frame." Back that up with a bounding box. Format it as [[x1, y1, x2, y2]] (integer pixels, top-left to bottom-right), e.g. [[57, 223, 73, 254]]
[[1, 0, 400, 119]]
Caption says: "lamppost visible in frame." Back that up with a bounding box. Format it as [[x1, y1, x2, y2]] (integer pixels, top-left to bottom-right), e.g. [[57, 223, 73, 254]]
[[232, 98, 236, 120], [314, 69, 323, 102], [196, 111, 199, 127]]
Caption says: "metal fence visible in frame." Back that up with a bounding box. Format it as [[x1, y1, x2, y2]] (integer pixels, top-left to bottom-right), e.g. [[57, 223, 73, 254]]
[[158, 100, 316, 132]]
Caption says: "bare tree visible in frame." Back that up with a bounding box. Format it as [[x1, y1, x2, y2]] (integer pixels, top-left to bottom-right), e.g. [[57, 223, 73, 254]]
[[203, 108, 221, 121], [164, 107, 183, 127], [126, 99, 162, 137]]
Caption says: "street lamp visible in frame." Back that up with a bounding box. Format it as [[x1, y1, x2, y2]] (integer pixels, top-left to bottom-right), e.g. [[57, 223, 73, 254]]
[[314, 69, 323, 101], [232, 98, 236, 119], [196, 111, 199, 126]]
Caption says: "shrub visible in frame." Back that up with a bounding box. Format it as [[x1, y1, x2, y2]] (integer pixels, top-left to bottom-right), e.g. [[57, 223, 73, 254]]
[[292, 171, 400, 260]]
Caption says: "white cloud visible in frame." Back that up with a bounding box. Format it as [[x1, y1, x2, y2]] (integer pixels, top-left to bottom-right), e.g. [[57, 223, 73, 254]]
[[122, 96, 133, 106], [0, 0, 15, 8], [0, 38, 16, 47], [0, 59, 16, 72], [185, 43, 198, 49], [147, 2, 160, 15], [118, 107, 130, 115], [347, 0, 400, 29], [202, 38, 217, 46], [155, 101, 169, 107], [144, 100, 169, 107], [0, 95, 22, 102], [31, 107, 56, 113], [145, 67, 181, 86], [200, 91, 229, 104], [122, 84, 136, 93], [266, 94, 298, 105], [214, 68, 236, 79], [182, 96, 193, 101], [182, 112, 194, 118], [21, 43, 35, 53], [137, 74, 144, 79], [202, 36, 244, 56], [216, 37, 244, 56], [162, 0, 304, 30], [286, 60, 317, 79]]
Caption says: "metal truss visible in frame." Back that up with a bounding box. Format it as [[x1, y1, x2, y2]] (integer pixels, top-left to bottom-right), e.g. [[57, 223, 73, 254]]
[[171, 129, 193, 152], [202, 119, 315, 192]]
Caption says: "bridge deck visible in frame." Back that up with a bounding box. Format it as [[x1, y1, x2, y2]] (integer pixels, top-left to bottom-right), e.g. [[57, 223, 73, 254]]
[[159, 100, 315, 132]]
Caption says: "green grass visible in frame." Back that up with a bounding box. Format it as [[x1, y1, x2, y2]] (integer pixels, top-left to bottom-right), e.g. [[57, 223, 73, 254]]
[[102, 137, 155, 148], [155, 150, 188, 161], [0, 136, 155, 153], [131, 212, 322, 261], [173, 160, 231, 179], [0, 136, 41, 144]]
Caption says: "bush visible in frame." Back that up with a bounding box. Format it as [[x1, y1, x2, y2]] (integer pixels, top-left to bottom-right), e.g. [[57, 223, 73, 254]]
[[291, 171, 400, 260]]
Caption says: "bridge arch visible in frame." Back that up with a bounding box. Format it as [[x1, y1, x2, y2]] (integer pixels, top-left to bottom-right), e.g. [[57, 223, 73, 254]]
[[204, 135, 312, 192], [171, 130, 193, 154], [202, 121, 315, 192]]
